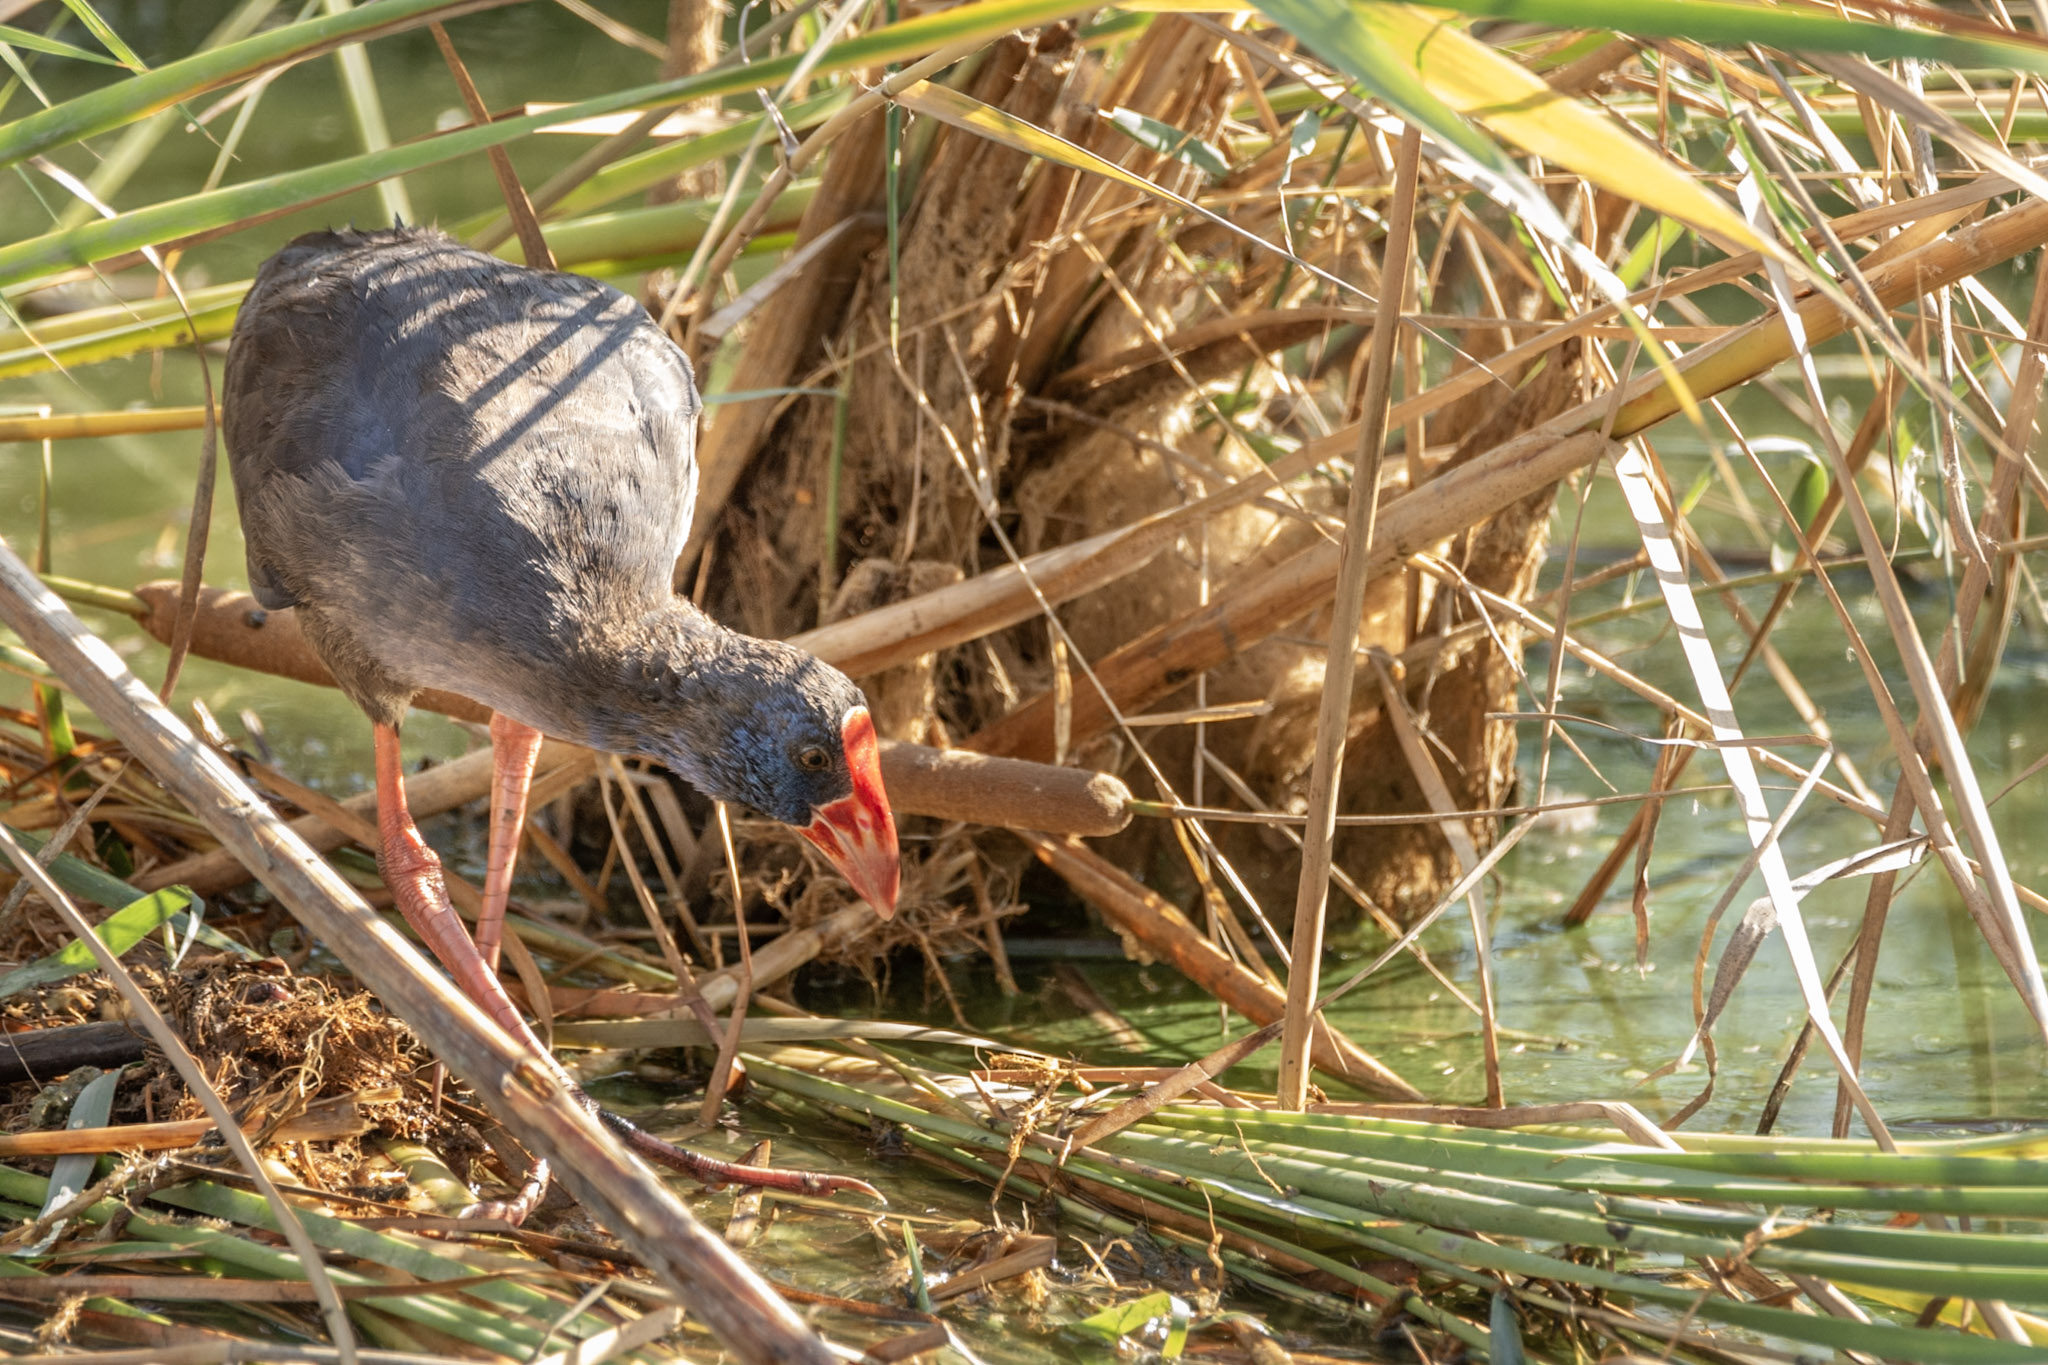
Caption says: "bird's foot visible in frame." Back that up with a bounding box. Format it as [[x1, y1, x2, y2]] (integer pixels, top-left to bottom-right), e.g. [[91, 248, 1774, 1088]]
[[454, 1156, 551, 1226], [593, 1103, 884, 1202]]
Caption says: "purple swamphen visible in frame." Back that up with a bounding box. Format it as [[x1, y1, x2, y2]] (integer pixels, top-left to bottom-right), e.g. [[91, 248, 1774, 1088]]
[[223, 225, 897, 1216]]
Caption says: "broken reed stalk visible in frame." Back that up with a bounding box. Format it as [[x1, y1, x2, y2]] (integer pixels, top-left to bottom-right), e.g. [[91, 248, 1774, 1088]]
[[429, 22, 554, 273], [124, 580, 1130, 838], [1277, 124, 1419, 1111], [0, 536, 839, 1365], [1019, 832, 1421, 1099], [0, 1106, 375, 1156], [1367, 650, 1502, 1107]]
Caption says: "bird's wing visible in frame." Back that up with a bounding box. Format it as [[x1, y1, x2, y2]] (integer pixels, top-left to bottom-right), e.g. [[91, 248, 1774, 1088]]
[[619, 319, 701, 591], [225, 227, 703, 633]]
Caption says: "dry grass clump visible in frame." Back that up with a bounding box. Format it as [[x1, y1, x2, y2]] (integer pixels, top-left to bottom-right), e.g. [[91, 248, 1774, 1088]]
[[160, 963, 423, 1119]]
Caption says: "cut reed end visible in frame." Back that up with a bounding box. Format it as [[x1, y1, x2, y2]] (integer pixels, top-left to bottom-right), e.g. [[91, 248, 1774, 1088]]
[[136, 579, 335, 691], [878, 741, 1132, 836]]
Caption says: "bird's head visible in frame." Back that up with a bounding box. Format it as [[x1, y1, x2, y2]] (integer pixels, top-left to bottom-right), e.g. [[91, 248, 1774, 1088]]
[[632, 637, 899, 918]]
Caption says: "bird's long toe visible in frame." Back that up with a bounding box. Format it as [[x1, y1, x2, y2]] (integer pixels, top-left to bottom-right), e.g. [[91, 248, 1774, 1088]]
[[454, 1157, 552, 1226], [597, 1105, 885, 1203]]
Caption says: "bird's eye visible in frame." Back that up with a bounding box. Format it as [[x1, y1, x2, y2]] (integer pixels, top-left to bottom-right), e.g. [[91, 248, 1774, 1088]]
[[797, 746, 830, 771]]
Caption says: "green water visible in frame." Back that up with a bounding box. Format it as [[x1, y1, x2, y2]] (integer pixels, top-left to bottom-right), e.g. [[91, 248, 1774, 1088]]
[[7, 4, 2048, 1357]]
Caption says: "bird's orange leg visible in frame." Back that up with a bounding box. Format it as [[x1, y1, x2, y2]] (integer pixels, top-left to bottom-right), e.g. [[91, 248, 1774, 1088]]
[[477, 713, 545, 975], [375, 723, 541, 1051], [373, 723, 881, 1208], [374, 722, 549, 1222]]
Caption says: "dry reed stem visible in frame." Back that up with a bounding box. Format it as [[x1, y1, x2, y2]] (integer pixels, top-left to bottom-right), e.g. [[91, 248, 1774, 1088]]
[[924, 1234, 1054, 1302], [595, 763, 721, 1048], [0, 540, 839, 1365], [691, 904, 875, 1014], [430, 23, 554, 272], [697, 801, 753, 1125], [1063, 1019, 1282, 1153], [1277, 123, 1420, 1109], [1019, 832, 1419, 1099], [0, 406, 210, 442], [1365, 650, 1501, 1107], [0, 1101, 382, 1157], [1, 1308, 686, 1365]]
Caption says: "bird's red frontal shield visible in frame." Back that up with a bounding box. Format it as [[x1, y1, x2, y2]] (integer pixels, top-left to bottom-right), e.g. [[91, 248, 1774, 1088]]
[[802, 706, 899, 917]]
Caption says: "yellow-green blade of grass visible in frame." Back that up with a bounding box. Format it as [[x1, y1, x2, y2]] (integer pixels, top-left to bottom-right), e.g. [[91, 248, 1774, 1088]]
[[0, 0, 1098, 290], [319, 0, 412, 227], [52, 0, 147, 72], [0, 885, 191, 998], [1417, 0, 2048, 78], [0, 289, 242, 381], [54, 0, 282, 230], [1262, 0, 1765, 254], [0, 0, 516, 166], [1255, 0, 1588, 243], [0, 0, 1090, 171], [0, 1164, 585, 1351], [0, 25, 125, 67], [0, 189, 809, 379]]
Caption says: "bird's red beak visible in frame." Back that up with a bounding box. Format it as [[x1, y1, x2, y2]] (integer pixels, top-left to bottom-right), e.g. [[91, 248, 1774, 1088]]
[[801, 707, 899, 918]]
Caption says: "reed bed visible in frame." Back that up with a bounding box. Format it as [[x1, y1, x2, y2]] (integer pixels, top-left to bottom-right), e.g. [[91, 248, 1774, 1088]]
[[0, 0, 2045, 1360], [748, 1043, 2048, 1362]]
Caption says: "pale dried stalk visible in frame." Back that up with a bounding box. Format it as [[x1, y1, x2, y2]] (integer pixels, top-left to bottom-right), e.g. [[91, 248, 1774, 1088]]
[[1364, 650, 1501, 1107], [1559, 384, 1900, 928], [1276, 124, 1420, 1110], [698, 801, 754, 1125], [1064, 1020, 1281, 1153]]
